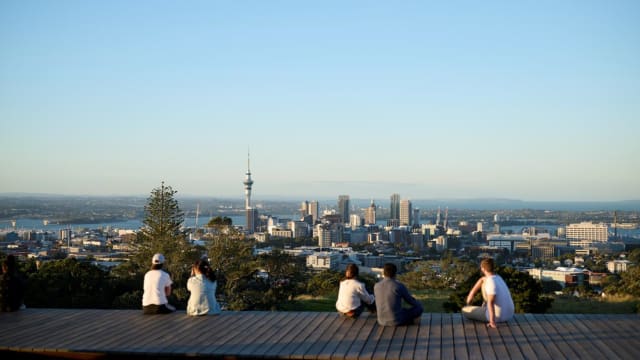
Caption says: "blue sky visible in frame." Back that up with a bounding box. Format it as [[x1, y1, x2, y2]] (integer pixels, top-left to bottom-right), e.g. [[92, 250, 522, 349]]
[[1, 0, 639, 201]]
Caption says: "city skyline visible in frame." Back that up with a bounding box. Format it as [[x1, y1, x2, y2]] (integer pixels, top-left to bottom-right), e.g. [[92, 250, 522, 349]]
[[1, 1, 639, 201]]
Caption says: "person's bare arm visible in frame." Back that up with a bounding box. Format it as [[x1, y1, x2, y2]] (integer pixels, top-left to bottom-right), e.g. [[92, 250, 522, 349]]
[[466, 277, 484, 305], [486, 294, 497, 328], [165, 285, 172, 297]]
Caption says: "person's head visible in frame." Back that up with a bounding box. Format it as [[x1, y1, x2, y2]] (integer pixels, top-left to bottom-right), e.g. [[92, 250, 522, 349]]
[[151, 253, 165, 270], [345, 263, 359, 279], [480, 258, 495, 274], [383, 263, 397, 278], [193, 259, 216, 282], [2, 255, 16, 274]]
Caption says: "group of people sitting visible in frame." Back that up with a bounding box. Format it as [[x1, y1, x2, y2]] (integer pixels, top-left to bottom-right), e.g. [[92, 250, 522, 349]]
[[335, 258, 514, 328], [142, 253, 221, 316], [144, 252, 514, 328]]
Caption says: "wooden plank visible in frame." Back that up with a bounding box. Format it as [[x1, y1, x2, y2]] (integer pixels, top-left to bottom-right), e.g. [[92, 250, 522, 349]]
[[330, 314, 371, 360], [263, 312, 323, 358], [0, 309, 69, 343], [356, 321, 384, 360], [461, 315, 482, 360], [344, 315, 378, 360], [500, 317, 534, 360], [3, 309, 81, 350], [91, 310, 167, 353], [440, 313, 455, 360], [523, 313, 566, 359], [474, 320, 496, 360], [486, 321, 512, 359], [576, 314, 639, 359], [369, 325, 395, 360], [385, 323, 407, 360], [202, 311, 270, 356], [28, 310, 98, 352], [451, 314, 469, 360], [303, 313, 352, 360], [427, 313, 442, 359], [160, 313, 235, 356], [511, 314, 551, 360], [412, 313, 430, 360], [285, 312, 339, 360], [235, 311, 299, 358], [550, 313, 606, 360], [317, 318, 364, 359], [398, 315, 420, 359]]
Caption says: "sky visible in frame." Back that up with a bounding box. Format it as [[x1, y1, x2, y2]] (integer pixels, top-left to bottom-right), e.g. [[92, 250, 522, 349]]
[[1, 1, 639, 202]]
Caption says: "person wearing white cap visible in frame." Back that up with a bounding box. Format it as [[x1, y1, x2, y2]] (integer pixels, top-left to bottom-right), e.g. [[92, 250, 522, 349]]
[[142, 253, 176, 314]]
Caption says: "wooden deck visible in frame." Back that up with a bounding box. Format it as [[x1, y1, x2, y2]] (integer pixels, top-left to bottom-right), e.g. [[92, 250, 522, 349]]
[[1, 309, 639, 359]]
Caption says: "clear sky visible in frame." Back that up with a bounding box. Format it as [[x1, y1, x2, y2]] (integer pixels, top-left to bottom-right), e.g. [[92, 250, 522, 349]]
[[1, 0, 639, 202]]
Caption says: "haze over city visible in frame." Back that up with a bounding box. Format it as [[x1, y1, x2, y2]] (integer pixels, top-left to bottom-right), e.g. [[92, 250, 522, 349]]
[[1, 1, 639, 201]]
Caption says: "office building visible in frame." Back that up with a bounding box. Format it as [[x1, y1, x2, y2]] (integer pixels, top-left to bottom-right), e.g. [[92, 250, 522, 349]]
[[365, 200, 376, 225], [400, 199, 412, 226], [338, 195, 350, 223], [565, 222, 608, 242], [390, 193, 400, 221]]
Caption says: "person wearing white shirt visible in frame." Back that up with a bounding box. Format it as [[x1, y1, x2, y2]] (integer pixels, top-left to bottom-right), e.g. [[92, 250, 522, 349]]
[[336, 264, 376, 318], [462, 258, 515, 328], [187, 258, 221, 316], [142, 253, 175, 314]]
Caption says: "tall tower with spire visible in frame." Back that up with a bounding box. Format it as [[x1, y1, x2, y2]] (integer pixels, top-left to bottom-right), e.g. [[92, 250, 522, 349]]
[[243, 151, 254, 210]]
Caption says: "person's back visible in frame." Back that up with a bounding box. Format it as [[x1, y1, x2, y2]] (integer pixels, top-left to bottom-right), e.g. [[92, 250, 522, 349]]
[[0, 255, 25, 312], [373, 263, 423, 326], [187, 259, 221, 316], [142, 253, 175, 314]]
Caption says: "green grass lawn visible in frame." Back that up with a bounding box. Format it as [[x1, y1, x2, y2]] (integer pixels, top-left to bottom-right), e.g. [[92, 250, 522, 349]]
[[549, 294, 640, 314], [284, 290, 640, 314], [283, 289, 453, 312]]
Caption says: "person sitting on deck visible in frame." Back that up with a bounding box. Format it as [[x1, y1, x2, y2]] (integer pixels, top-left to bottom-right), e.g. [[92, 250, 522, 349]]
[[336, 263, 376, 318], [0, 255, 26, 312], [373, 263, 423, 326], [462, 257, 514, 328], [142, 253, 176, 314], [187, 258, 221, 316]]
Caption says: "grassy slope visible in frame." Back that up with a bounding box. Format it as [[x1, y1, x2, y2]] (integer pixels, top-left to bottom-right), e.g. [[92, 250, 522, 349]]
[[285, 290, 640, 314]]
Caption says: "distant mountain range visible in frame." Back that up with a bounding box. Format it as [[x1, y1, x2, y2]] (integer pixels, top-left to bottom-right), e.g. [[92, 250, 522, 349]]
[[1, 193, 638, 212]]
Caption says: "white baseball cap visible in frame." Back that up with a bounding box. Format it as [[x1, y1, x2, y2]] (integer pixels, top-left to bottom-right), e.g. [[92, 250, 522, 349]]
[[152, 253, 165, 264]]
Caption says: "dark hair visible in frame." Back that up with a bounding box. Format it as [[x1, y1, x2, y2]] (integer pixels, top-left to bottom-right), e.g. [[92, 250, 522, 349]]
[[344, 263, 359, 280], [480, 258, 495, 273], [383, 263, 397, 278], [151, 263, 163, 270], [194, 259, 216, 282], [2, 255, 17, 274]]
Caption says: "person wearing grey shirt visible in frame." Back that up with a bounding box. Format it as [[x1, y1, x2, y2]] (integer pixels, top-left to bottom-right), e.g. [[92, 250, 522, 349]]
[[373, 263, 423, 326]]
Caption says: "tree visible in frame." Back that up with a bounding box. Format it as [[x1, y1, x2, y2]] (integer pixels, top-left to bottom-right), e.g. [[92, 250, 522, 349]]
[[129, 182, 199, 307], [25, 258, 113, 308]]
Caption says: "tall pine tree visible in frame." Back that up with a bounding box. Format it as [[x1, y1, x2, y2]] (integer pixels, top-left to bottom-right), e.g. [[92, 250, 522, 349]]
[[132, 182, 198, 304]]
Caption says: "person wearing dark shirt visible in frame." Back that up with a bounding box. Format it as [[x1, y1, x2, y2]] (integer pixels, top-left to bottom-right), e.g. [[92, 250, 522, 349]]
[[0, 255, 26, 312], [373, 263, 423, 326]]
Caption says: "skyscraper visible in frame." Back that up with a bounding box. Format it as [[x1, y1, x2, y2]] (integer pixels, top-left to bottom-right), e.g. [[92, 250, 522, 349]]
[[365, 199, 376, 225], [338, 195, 350, 224], [400, 199, 412, 226], [309, 200, 319, 224], [390, 193, 400, 221]]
